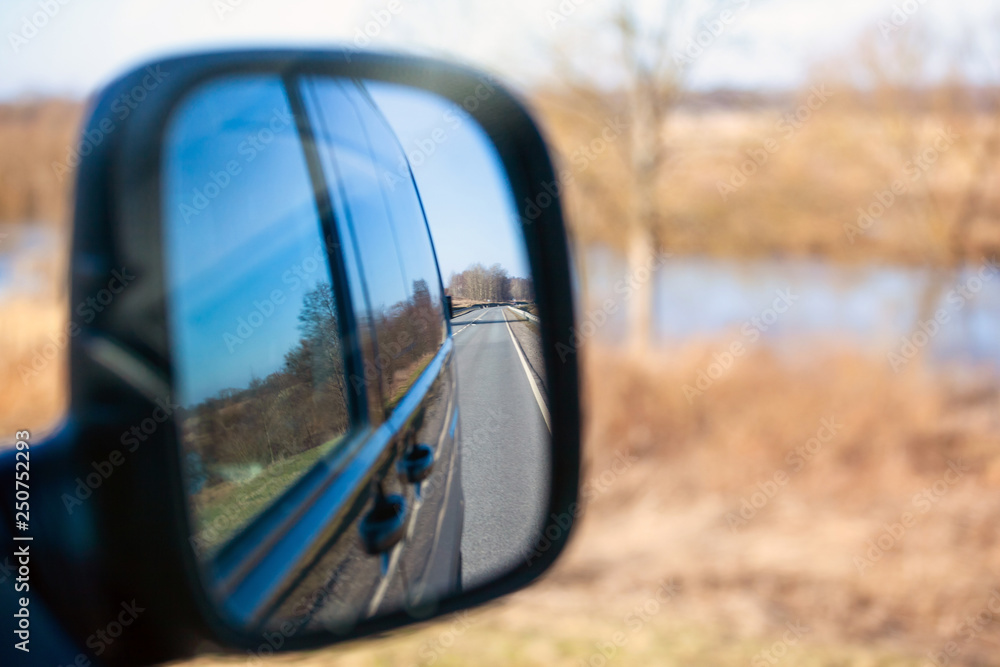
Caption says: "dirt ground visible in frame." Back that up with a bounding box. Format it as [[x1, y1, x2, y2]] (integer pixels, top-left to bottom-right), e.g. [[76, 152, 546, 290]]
[[5, 288, 1000, 664], [170, 340, 1000, 666]]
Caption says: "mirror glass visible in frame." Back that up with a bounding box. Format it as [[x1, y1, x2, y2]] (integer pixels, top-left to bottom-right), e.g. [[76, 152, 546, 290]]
[[161, 73, 552, 633]]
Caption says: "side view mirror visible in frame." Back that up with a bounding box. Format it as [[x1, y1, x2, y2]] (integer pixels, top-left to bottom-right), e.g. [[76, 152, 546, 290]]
[[0, 50, 579, 664]]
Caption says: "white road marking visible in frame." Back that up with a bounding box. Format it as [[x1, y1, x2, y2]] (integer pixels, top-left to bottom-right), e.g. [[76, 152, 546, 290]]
[[369, 305, 545, 615], [503, 309, 551, 433], [365, 540, 402, 618], [367, 378, 461, 616], [367, 486, 426, 618], [452, 308, 488, 336], [407, 393, 461, 607]]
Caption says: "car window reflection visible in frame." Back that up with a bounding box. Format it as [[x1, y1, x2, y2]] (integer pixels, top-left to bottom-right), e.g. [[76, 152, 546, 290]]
[[303, 78, 447, 416], [163, 76, 353, 557]]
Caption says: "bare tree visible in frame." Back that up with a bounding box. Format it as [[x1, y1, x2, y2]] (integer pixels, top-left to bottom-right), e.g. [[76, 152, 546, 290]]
[[248, 374, 279, 465], [448, 263, 530, 303], [845, 18, 1000, 338], [297, 283, 349, 418], [545, 0, 706, 354]]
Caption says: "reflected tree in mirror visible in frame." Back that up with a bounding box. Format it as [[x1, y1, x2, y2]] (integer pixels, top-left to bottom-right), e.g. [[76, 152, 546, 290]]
[[160, 71, 554, 634], [163, 76, 354, 558]]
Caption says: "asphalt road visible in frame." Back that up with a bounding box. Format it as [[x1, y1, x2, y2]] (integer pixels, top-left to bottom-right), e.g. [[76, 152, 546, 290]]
[[450, 306, 551, 589]]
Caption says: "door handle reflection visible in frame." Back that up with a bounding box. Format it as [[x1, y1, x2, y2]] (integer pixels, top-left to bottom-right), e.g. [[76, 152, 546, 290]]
[[400, 443, 435, 484], [359, 492, 407, 556]]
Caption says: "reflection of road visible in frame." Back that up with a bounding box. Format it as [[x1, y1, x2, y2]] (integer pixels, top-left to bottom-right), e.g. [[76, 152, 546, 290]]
[[451, 306, 550, 589]]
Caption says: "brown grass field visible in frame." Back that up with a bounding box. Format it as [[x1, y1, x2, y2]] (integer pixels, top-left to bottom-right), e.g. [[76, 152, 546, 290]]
[[6, 282, 1000, 664], [163, 342, 1000, 666], [0, 297, 67, 440], [3, 95, 1000, 665]]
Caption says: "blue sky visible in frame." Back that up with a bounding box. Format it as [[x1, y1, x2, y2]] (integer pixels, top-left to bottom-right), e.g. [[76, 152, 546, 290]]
[[7, 0, 1000, 401], [163, 75, 332, 405], [162, 73, 526, 404], [3, 0, 999, 101], [367, 80, 528, 280]]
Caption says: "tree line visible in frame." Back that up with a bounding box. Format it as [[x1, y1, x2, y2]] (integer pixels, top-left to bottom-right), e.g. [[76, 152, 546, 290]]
[[181, 278, 444, 491], [446, 263, 534, 303]]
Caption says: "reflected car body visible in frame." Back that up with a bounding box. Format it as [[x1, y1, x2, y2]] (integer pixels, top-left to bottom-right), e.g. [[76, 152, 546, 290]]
[[166, 76, 464, 630]]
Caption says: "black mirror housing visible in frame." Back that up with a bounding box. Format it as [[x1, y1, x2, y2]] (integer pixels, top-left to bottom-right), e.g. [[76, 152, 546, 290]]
[[0, 49, 580, 665]]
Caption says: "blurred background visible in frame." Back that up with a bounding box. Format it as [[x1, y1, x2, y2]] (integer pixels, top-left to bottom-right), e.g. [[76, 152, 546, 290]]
[[3, 0, 1000, 664]]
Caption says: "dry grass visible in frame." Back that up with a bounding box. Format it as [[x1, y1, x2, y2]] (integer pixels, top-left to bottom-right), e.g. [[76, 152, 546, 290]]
[[4, 93, 1000, 665], [0, 296, 67, 441], [4, 262, 999, 664], [170, 341, 1000, 666], [575, 343, 1000, 661], [449, 297, 495, 309], [0, 100, 83, 226], [538, 94, 1000, 265]]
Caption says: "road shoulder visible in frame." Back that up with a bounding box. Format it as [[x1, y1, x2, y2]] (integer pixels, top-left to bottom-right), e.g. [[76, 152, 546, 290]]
[[502, 307, 549, 411]]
